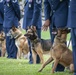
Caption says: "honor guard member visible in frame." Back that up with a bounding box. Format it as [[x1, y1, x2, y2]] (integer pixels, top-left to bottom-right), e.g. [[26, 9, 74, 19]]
[[43, 0, 69, 72], [23, 0, 42, 64], [3, 0, 21, 58], [67, 0, 76, 75], [0, 0, 4, 56]]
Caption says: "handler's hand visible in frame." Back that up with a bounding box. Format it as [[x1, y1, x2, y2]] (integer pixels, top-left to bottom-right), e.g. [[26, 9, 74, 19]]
[[42, 19, 50, 31]]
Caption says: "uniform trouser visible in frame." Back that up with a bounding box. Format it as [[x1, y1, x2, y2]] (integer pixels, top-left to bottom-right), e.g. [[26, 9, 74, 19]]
[[27, 28, 41, 63], [4, 27, 17, 59], [0, 24, 3, 32], [71, 28, 76, 75], [49, 26, 65, 71]]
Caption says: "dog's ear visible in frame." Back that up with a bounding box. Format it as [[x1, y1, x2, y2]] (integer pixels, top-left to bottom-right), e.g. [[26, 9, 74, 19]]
[[31, 26, 36, 32], [12, 26, 16, 32]]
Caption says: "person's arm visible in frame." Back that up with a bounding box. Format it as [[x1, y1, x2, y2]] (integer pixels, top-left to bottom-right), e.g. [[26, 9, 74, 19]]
[[31, 0, 42, 26], [42, 0, 52, 31], [11, 0, 21, 21], [44, 0, 51, 20]]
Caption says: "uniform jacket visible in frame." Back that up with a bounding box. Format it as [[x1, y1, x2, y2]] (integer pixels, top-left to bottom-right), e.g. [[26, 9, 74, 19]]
[[44, 0, 69, 28], [3, 0, 21, 28], [67, 0, 76, 28], [0, 0, 4, 24], [23, 0, 42, 29]]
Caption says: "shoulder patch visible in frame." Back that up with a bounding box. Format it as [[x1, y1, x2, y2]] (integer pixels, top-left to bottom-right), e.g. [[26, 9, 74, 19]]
[[36, 0, 41, 4], [0, 0, 3, 2], [12, 0, 17, 3]]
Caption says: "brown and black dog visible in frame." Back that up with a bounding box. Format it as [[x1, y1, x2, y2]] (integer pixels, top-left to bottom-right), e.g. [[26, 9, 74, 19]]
[[38, 29, 74, 73], [0, 31, 6, 57], [25, 26, 52, 64], [8, 27, 29, 59]]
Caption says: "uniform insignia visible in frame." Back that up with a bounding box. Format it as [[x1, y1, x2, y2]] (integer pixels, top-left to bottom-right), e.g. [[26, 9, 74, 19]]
[[0, 0, 3, 2], [36, 0, 41, 4], [12, 0, 17, 3]]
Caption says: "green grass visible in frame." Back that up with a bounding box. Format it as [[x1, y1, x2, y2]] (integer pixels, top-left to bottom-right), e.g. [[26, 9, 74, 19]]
[[0, 55, 73, 75], [41, 30, 50, 39]]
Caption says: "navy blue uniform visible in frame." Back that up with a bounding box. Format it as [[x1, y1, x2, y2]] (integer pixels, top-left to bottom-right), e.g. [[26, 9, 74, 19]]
[[3, 0, 21, 58], [44, 0, 69, 71], [67, 0, 76, 75], [23, 0, 42, 63], [44, 0, 68, 28], [0, 0, 4, 32]]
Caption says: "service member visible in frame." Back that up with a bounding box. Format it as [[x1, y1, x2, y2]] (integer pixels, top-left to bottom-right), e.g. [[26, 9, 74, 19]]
[[43, 0, 69, 71], [3, 0, 21, 58]]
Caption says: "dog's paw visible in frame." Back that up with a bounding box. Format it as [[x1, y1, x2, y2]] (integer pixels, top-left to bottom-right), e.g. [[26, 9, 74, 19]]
[[38, 69, 42, 72], [51, 69, 55, 73]]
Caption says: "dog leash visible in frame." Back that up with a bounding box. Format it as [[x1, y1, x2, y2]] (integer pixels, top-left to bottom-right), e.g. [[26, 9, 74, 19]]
[[67, 37, 71, 48]]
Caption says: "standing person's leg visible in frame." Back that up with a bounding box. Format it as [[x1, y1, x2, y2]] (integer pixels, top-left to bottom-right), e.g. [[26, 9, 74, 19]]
[[9, 38, 17, 58], [71, 28, 76, 75], [36, 28, 41, 63], [0, 24, 3, 32], [28, 39, 33, 64], [4, 27, 17, 59], [4, 28, 11, 58]]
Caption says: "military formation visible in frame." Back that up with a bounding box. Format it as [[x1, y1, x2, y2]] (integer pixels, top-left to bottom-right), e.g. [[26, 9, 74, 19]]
[[0, 0, 76, 75]]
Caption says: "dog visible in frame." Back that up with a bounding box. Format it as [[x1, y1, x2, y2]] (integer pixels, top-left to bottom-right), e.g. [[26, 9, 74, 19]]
[[25, 26, 52, 64], [38, 35, 74, 73], [0, 31, 6, 57], [8, 26, 29, 59]]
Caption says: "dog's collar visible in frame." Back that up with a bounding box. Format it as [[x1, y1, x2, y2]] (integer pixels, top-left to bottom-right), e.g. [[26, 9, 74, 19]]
[[14, 33, 22, 39], [56, 36, 66, 44]]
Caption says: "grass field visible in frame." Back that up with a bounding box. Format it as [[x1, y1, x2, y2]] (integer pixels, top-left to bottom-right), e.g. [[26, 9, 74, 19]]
[[0, 30, 72, 75], [0, 56, 73, 75]]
